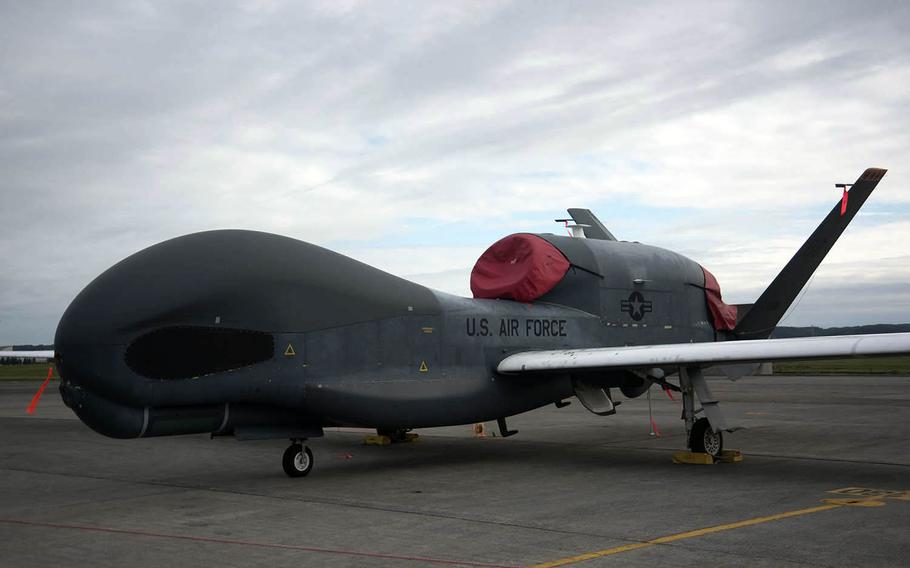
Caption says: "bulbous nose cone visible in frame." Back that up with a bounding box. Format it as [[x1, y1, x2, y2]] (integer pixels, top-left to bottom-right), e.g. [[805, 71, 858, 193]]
[[54, 230, 302, 399], [54, 229, 440, 402], [55, 230, 324, 351]]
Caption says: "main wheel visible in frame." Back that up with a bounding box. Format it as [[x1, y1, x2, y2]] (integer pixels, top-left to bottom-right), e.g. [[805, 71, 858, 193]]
[[282, 443, 313, 477], [690, 418, 723, 457]]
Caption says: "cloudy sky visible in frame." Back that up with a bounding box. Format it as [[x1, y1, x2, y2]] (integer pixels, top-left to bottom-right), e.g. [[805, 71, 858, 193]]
[[2, 0, 909, 344]]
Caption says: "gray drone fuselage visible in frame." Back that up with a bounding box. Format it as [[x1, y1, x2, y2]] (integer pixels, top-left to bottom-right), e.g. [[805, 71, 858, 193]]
[[54, 229, 715, 440]]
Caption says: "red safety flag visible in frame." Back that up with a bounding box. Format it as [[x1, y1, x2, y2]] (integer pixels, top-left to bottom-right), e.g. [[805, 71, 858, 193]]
[[663, 385, 677, 402], [650, 417, 662, 437], [840, 187, 849, 216], [26, 366, 54, 414]]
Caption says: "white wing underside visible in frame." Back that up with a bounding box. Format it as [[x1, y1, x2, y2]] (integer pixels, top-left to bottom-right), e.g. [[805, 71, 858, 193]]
[[497, 333, 910, 374]]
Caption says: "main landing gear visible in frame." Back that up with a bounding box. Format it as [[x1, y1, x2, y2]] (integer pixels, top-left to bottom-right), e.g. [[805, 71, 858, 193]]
[[690, 417, 723, 456], [679, 366, 730, 459], [282, 439, 313, 477]]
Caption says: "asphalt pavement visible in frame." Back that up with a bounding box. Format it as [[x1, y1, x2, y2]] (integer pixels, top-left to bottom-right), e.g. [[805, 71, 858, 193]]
[[1, 375, 908, 567]]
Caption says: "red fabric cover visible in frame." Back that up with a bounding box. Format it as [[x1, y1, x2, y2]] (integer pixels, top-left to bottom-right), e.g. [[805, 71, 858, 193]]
[[471, 234, 570, 302], [702, 266, 738, 331]]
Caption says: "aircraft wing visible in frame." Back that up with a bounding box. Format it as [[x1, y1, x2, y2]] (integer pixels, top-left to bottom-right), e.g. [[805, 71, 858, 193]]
[[497, 333, 910, 374], [0, 350, 54, 359]]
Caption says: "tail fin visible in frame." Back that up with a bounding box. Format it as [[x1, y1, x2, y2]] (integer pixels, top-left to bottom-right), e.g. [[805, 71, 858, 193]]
[[734, 168, 887, 340]]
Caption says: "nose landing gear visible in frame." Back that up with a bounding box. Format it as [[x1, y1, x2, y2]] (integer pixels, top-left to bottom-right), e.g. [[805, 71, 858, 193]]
[[282, 439, 313, 477]]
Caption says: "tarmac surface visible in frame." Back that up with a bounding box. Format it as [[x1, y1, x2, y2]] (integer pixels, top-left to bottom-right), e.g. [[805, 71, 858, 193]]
[[1, 374, 909, 567]]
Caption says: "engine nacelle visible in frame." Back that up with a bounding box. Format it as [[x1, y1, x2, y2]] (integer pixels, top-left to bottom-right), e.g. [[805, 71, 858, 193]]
[[619, 375, 651, 399]]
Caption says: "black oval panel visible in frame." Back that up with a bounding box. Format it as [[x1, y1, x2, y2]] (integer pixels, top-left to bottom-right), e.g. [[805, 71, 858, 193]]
[[125, 326, 274, 380]]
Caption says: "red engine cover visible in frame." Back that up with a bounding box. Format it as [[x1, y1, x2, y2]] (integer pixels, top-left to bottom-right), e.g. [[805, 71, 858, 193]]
[[470, 234, 570, 302], [702, 266, 738, 330]]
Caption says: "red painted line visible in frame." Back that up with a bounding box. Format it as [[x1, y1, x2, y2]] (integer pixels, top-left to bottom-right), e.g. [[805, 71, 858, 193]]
[[25, 367, 54, 414], [0, 518, 520, 567]]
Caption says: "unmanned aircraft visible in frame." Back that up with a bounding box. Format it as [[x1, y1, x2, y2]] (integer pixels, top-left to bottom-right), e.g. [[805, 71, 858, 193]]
[[37, 167, 909, 476]]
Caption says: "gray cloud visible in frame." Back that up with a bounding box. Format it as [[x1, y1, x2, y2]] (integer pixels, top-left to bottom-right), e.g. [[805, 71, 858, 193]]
[[2, 1, 909, 343]]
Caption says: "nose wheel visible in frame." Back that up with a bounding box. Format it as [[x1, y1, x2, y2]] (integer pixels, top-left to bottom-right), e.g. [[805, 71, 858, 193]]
[[282, 440, 313, 477]]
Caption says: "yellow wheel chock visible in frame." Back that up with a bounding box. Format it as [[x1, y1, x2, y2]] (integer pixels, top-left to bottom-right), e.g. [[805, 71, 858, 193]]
[[363, 432, 419, 445], [673, 449, 743, 465]]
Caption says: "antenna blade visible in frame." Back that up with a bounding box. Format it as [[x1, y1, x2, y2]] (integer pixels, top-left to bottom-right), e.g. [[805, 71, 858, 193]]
[[567, 208, 617, 241]]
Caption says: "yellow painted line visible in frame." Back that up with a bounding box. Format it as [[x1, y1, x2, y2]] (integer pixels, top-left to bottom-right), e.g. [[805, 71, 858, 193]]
[[532, 542, 652, 566], [531, 501, 858, 568], [822, 498, 885, 507]]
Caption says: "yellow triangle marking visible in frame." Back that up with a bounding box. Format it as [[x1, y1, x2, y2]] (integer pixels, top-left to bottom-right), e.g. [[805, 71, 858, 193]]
[[419, 360, 428, 372], [284, 343, 296, 357]]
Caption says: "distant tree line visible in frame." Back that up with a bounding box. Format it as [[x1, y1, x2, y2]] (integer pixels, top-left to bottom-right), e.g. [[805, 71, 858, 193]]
[[0, 344, 54, 365], [0, 357, 44, 365], [771, 323, 910, 338]]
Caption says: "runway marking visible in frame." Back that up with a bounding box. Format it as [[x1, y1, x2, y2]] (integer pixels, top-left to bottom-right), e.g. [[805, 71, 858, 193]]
[[0, 518, 520, 568], [530, 497, 887, 568], [828, 486, 909, 501]]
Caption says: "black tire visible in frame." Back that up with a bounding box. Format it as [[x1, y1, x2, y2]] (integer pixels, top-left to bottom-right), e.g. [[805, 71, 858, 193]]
[[282, 444, 313, 477], [690, 418, 723, 457]]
